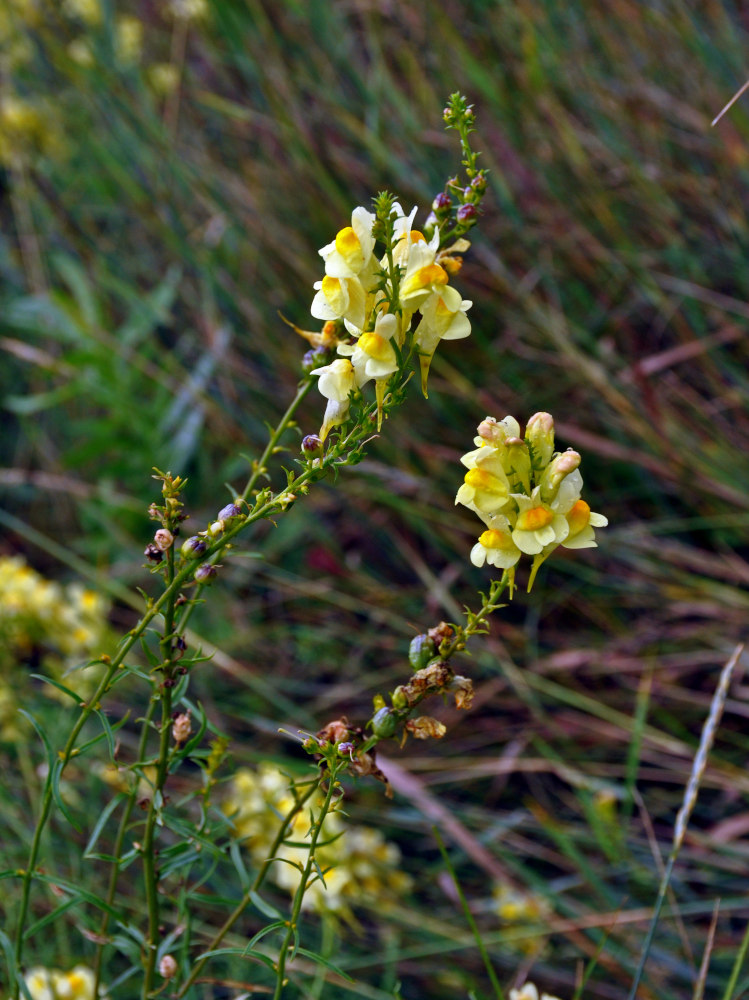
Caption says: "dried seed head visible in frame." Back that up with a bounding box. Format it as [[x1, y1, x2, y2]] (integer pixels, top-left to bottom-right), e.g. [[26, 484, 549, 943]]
[[144, 543, 164, 564], [405, 716, 447, 740], [159, 954, 177, 979], [172, 713, 191, 744], [154, 528, 174, 551]]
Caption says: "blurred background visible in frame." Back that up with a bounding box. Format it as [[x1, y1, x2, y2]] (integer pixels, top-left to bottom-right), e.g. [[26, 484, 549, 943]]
[[2, 1, 749, 997]]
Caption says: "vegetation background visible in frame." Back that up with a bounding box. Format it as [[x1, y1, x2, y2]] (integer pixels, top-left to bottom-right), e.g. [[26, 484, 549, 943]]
[[2, 1, 749, 997]]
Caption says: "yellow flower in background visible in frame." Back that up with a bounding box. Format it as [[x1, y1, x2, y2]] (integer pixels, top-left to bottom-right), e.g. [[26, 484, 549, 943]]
[[115, 15, 143, 65], [62, 0, 101, 24], [510, 984, 562, 1000], [22, 965, 101, 1000], [225, 764, 411, 917]]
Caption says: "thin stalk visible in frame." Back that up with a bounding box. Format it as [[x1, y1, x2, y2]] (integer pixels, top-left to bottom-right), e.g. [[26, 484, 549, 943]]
[[241, 379, 313, 501], [93, 697, 159, 995], [272, 768, 342, 1000], [142, 545, 179, 996], [434, 827, 505, 1000], [175, 777, 319, 997]]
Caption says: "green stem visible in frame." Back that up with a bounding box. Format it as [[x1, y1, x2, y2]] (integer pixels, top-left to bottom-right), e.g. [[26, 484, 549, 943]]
[[241, 378, 314, 501], [272, 767, 342, 1000], [92, 697, 159, 995], [434, 828, 505, 1000], [142, 546, 178, 997], [175, 777, 319, 998]]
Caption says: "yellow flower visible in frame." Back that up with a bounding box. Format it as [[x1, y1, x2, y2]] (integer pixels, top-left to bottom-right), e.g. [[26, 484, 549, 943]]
[[413, 285, 471, 395], [471, 517, 522, 569], [311, 274, 368, 330], [319, 206, 376, 279], [562, 499, 608, 549], [455, 448, 511, 515]]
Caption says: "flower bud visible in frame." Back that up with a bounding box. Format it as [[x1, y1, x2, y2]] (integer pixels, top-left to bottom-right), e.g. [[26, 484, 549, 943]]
[[172, 712, 191, 744], [180, 536, 207, 560], [405, 716, 447, 740], [470, 173, 487, 193], [371, 706, 398, 738], [408, 634, 436, 671], [206, 519, 224, 538], [432, 191, 451, 213], [539, 450, 581, 503], [144, 543, 164, 564], [504, 437, 532, 493], [525, 412, 555, 470], [337, 740, 355, 756], [301, 434, 323, 458], [194, 563, 217, 584], [172, 635, 187, 659], [153, 528, 174, 551], [456, 204, 478, 224], [302, 345, 329, 373], [159, 954, 177, 979], [217, 502, 242, 522], [391, 686, 410, 712]]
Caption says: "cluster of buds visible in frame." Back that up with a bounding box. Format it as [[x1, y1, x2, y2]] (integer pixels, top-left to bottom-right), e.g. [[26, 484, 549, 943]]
[[178, 501, 244, 584], [457, 413, 607, 591]]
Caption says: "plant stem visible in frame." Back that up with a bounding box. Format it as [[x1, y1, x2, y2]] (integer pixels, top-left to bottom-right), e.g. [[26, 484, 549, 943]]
[[142, 545, 178, 996], [241, 378, 314, 501], [175, 776, 319, 998], [92, 697, 158, 996], [272, 767, 342, 1000]]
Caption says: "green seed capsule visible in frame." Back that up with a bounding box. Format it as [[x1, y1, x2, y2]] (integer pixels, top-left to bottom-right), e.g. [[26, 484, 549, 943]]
[[371, 707, 398, 738], [408, 634, 436, 671]]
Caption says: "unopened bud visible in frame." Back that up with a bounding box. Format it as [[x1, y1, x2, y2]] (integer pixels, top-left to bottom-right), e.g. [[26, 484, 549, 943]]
[[432, 191, 451, 213], [392, 686, 410, 712], [206, 519, 225, 538], [470, 173, 487, 193], [504, 437, 532, 492], [525, 412, 555, 469], [456, 204, 478, 224], [154, 528, 174, 551], [405, 716, 447, 740], [302, 345, 329, 373], [159, 954, 177, 979], [181, 536, 207, 559], [194, 563, 217, 584], [172, 635, 188, 659], [301, 434, 323, 458], [172, 712, 191, 744], [144, 543, 164, 564], [539, 450, 581, 503], [217, 502, 242, 522], [476, 416, 506, 445]]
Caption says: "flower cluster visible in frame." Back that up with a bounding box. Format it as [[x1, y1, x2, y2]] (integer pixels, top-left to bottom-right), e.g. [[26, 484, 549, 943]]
[[456, 414, 607, 591], [225, 764, 411, 917], [18, 965, 102, 1000], [308, 199, 472, 439]]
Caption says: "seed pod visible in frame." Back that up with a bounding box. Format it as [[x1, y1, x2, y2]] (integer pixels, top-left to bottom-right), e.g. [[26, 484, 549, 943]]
[[406, 716, 447, 740], [408, 634, 436, 671], [371, 706, 398, 738], [144, 543, 164, 564]]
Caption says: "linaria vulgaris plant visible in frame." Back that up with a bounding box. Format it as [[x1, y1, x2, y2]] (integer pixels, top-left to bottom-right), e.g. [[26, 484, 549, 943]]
[[6, 95, 607, 1000]]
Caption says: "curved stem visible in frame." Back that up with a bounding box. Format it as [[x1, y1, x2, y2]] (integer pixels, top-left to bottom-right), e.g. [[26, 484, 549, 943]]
[[241, 379, 314, 501], [272, 768, 341, 1000]]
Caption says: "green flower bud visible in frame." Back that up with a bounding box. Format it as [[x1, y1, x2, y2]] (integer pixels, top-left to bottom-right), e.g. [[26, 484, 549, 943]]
[[371, 707, 398, 738], [504, 436, 532, 493], [525, 412, 555, 470], [391, 686, 410, 712], [180, 536, 207, 559], [539, 450, 581, 503], [408, 634, 436, 671]]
